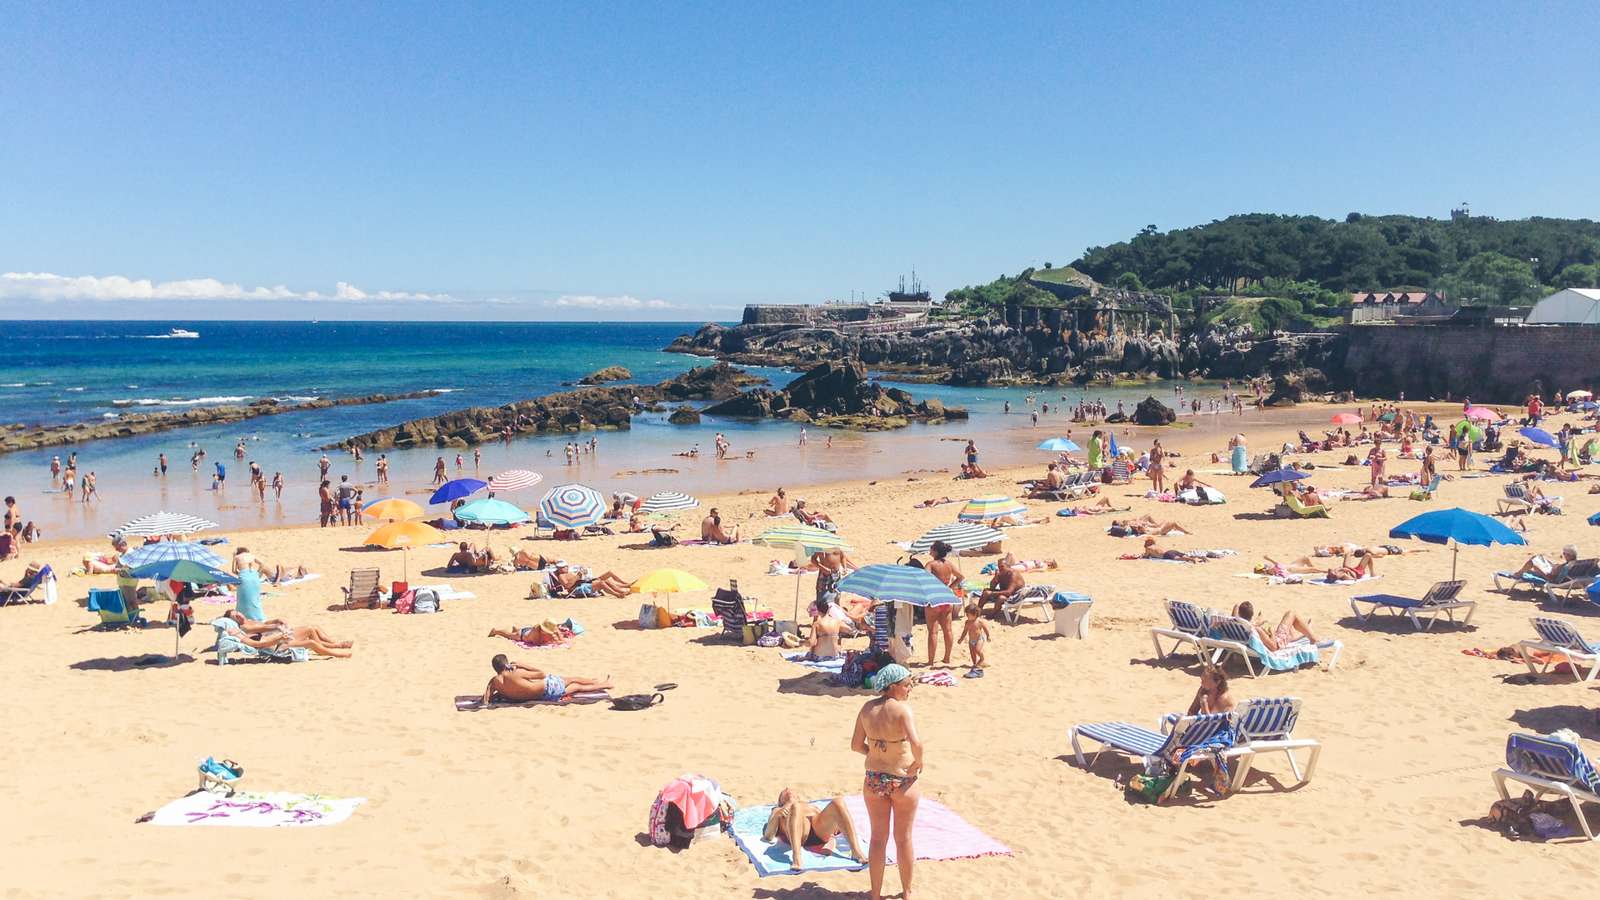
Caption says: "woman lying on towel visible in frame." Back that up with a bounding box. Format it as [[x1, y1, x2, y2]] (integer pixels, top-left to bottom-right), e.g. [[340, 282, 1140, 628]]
[[482, 654, 612, 703], [761, 788, 867, 870], [1108, 515, 1187, 537], [992, 552, 1058, 572], [1322, 550, 1377, 583], [1232, 601, 1320, 650], [1141, 537, 1208, 563], [1057, 497, 1127, 517], [550, 563, 633, 598], [221, 611, 354, 658]]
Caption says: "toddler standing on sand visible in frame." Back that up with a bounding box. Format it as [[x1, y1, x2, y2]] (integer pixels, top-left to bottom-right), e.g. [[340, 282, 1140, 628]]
[[958, 603, 990, 677]]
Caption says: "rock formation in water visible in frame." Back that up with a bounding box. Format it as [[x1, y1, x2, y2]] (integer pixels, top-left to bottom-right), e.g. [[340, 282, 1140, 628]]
[[577, 366, 632, 384], [701, 361, 966, 430]]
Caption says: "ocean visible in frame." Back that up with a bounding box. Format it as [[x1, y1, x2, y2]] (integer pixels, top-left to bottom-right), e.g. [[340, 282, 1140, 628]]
[[0, 320, 1227, 539]]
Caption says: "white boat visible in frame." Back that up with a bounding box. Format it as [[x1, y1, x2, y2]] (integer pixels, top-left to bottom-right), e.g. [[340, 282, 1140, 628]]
[[168, 328, 200, 339]]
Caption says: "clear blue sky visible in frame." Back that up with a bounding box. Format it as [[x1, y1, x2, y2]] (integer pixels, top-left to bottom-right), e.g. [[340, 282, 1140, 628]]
[[3, 1, 1596, 320]]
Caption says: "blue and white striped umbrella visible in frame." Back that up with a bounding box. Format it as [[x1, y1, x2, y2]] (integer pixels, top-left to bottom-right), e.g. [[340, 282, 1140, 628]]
[[836, 564, 961, 608], [537, 482, 606, 529], [111, 511, 218, 540], [120, 541, 225, 570], [638, 491, 699, 514], [907, 521, 1004, 554]]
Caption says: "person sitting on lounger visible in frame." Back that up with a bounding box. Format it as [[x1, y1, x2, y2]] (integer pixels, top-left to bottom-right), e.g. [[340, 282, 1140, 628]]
[[1108, 515, 1187, 537], [766, 488, 790, 517], [223, 610, 353, 657], [792, 500, 834, 528], [1323, 549, 1376, 583], [977, 566, 1025, 616], [81, 537, 130, 574], [482, 654, 613, 703], [1295, 484, 1325, 507], [1142, 537, 1207, 563], [549, 563, 633, 598], [806, 596, 846, 661], [761, 788, 867, 870], [1506, 545, 1578, 582], [1027, 463, 1067, 498], [701, 508, 740, 544], [1184, 665, 1236, 715], [1232, 600, 1319, 650]]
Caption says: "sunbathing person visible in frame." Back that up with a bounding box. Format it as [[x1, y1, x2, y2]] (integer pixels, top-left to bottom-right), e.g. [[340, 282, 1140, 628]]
[[1058, 497, 1124, 516], [1506, 544, 1578, 582], [1232, 600, 1319, 650], [805, 597, 846, 660], [1026, 464, 1067, 498], [512, 549, 552, 571], [761, 788, 866, 870], [792, 500, 834, 527], [1341, 484, 1390, 500], [221, 611, 353, 658], [1323, 550, 1377, 583], [1295, 484, 1325, 507], [995, 552, 1057, 572], [1173, 469, 1209, 493], [1184, 665, 1236, 715], [913, 496, 955, 508], [701, 508, 741, 544], [487, 623, 569, 645], [1108, 515, 1187, 537], [82, 537, 130, 574], [550, 563, 633, 598], [766, 488, 791, 516], [482, 654, 613, 703], [446, 542, 494, 573], [1142, 537, 1208, 563], [977, 566, 1025, 616]]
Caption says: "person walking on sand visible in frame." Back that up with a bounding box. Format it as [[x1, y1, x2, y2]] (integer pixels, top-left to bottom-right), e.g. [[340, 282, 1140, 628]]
[[852, 664, 923, 900], [1367, 437, 1387, 488]]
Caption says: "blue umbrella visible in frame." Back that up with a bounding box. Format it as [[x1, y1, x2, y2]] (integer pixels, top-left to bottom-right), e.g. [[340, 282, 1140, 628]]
[[1036, 437, 1081, 452], [1108, 434, 1122, 459], [453, 497, 531, 526], [1588, 512, 1600, 526], [128, 559, 239, 585], [1249, 469, 1308, 489], [1519, 427, 1557, 448], [120, 541, 225, 570], [836, 564, 961, 608], [429, 478, 487, 505], [1389, 507, 1526, 579]]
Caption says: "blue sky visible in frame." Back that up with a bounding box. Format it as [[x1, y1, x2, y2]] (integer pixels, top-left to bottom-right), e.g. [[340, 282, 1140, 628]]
[[2, 1, 1597, 320]]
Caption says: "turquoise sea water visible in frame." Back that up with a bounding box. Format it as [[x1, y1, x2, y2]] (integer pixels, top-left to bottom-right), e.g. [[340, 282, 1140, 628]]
[[0, 321, 1223, 538]]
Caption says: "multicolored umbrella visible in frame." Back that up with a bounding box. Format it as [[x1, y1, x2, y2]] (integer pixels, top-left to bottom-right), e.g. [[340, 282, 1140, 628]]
[[638, 491, 699, 514], [907, 521, 1003, 554], [453, 497, 531, 526], [957, 496, 1027, 523], [429, 478, 486, 505], [111, 511, 218, 540], [120, 541, 225, 570], [837, 564, 961, 608], [487, 469, 543, 493], [752, 523, 849, 553], [538, 482, 605, 529], [363, 497, 424, 521]]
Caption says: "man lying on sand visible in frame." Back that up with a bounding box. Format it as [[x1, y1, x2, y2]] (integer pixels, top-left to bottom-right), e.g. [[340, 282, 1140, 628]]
[[1108, 515, 1187, 537], [482, 654, 613, 703], [1142, 537, 1208, 563], [761, 788, 866, 870]]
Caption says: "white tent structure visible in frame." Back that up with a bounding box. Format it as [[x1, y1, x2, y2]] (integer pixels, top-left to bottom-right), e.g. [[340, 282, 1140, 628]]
[[1526, 288, 1600, 325]]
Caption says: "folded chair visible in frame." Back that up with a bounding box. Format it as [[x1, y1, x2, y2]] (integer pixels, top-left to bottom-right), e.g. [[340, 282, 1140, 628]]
[[1150, 599, 1209, 660], [1068, 711, 1236, 802], [1520, 616, 1600, 681], [1226, 697, 1321, 791], [1109, 459, 1133, 484], [1200, 614, 1342, 677], [1493, 733, 1600, 840], [341, 567, 382, 609], [0, 563, 54, 606], [1349, 579, 1474, 630]]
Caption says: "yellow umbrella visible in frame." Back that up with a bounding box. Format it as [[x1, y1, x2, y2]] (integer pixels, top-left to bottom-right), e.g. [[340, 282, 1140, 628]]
[[364, 520, 444, 581], [363, 497, 425, 522], [630, 567, 708, 617]]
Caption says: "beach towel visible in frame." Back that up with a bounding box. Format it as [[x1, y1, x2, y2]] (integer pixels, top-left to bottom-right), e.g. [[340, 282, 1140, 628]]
[[1306, 574, 1381, 587], [1243, 633, 1327, 671], [729, 795, 1011, 877], [274, 572, 322, 587], [782, 652, 845, 673], [145, 791, 364, 827], [453, 691, 610, 711]]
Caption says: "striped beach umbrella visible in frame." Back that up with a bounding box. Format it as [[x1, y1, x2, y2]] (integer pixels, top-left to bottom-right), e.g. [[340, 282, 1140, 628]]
[[638, 491, 699, 514], [957, 496, 1027, 523], [120, 541, 225, 570], [454, 497, 532, 526], [111, 511, 218, 540], [907, 521, 1004, 554], [538, 482, 606, 529], [837, 564, 960, 608], [487, 469, 542, 493], [753, 523, 849, 553]]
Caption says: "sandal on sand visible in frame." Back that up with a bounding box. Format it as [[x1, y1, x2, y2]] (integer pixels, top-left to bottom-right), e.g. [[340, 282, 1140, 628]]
[[964, 668, 984, 679]]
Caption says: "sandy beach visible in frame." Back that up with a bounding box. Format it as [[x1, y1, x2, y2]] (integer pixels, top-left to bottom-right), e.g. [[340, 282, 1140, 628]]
[[3, 400, 1597, 899]]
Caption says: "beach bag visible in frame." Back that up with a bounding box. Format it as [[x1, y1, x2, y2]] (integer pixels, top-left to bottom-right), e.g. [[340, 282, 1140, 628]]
[[638, 604, 659, 628], [611, 692, 664, 711], [394, 593, 415, 615], [413, 588, 440, 614]]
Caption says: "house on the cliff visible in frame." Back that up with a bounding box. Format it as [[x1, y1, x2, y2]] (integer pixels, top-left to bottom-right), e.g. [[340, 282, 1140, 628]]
[[1345, 291, 1454, 323]]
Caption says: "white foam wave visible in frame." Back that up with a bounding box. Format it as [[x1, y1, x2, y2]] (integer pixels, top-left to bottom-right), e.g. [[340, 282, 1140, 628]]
[[0, 383, 22, 387], [112, 395, 254, 408], [272, 395, 319, 403], [428, 387, 456, 393], [65, 387, 85, 392]]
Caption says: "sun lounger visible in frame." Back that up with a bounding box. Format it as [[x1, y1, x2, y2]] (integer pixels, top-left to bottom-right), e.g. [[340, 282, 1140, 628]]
[[1226, 697, 1321, 791], [1493, 733, 1600, 840], [1109, 459, 1133, 484], [87, 587, 144, 628], [1283, 494, 1329, 518], [1200, 614, 1341, 676], [1068, 711, 1235, 801], [712, 581, 756, 642], [1520, 616, 1600, 681], [0, 563, 55, 606], [1408, 475, 1443, 501], [1348, 579, 1473, 630], [211, 618, 307, 665], [1001, 584, 1055, 624], [1150, 599, 1210, 660], [1541, 560, 1600, 605], [341, 567, 382, 609], [1499, 482, 1562, 515]]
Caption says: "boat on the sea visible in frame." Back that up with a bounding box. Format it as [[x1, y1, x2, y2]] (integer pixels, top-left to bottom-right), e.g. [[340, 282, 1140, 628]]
[[168, 328, 200, 339]]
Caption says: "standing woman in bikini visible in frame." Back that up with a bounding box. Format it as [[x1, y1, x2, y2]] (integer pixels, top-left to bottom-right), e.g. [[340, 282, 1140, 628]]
[[922, 541, 961, 666], [851, 664, 924, 900]]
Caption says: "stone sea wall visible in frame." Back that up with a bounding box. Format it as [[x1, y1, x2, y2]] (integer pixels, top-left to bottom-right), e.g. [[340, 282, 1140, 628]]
[[1342, 325, 1600, 402]]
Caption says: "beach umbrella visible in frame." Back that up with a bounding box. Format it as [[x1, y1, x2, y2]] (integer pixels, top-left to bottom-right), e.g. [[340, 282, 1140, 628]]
[[363, 497, 424, 522], [488, 469, 543, 493], [1036, 437, 1080, 452], [631, 567, 708, 616], [837, 564, 961, 608], [907, 521, 1004, 554], [753, 524, 851, 622], [1331, 412, 1361, 425], [128, 559, 239, 586], [638, 491, 699, 514], [1108, 434, 1122, 459], [1249, 469, 1308, 489], [1464, 406, 1497, 421], [111, 511, 218, 540], [1588, 511, 1600, 527], [1567, 390, 1592, 400], [538, 482, 606, 529], [1389, 507, 1526, 579], [364, 520, 444, 581], [429, 478, 486, 505], [1519, 427, 1558, 449], [453, 498, 531, 526], [957, 496, 1027, 523], [120, 541, 225, 570]]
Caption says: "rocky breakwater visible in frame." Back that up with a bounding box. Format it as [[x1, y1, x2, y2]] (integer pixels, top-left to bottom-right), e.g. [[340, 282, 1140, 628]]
[[701, 360, 967, 430], [328, 363, 765, 451], [0, 390, 446, 456]]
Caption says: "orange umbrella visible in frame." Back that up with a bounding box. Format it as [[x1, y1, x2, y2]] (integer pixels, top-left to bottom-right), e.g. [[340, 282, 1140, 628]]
[[363, 497, 424, 522], [364, 520, 444, 581]]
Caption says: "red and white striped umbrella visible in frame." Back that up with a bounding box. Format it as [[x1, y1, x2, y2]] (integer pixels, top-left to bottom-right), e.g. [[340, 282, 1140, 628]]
[[487, 469, 543, 493]]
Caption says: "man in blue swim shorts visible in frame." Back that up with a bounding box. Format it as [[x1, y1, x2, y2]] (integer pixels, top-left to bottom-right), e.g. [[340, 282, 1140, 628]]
[[482, 654, 613, 703]]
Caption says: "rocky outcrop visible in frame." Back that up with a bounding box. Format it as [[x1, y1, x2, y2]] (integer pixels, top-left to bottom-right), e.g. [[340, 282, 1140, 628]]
[[1133, 396, 1176, 425], [658, 361, 766, 401], [0, 390, 445, 456], [701, 361, 966, 429], [578, 366, 632, 384], [667, 406, 701, 425]]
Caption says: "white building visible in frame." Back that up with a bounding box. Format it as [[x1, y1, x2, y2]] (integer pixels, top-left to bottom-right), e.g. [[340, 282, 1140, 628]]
[[1525, 288, 1600, 325]]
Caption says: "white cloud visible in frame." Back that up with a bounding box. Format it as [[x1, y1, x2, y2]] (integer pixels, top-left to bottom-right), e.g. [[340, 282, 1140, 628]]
[[0, 271, 447, 303], [548, 294, 671, 309]]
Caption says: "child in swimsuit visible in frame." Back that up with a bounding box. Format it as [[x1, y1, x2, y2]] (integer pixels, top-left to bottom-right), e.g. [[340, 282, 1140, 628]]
[[957, 603, 989, 674]]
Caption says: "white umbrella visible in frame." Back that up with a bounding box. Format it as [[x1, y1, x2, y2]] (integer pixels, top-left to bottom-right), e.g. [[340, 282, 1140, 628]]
[[638, 491, 699, 514], [487, 469, 543, 493], [907, 521, 1004, 554], [112, 511, 218, 540]]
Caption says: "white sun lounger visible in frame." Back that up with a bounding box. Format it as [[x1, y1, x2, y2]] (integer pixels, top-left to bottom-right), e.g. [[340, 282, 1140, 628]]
[[1150, 599, 1209, 660], [1348, 579, 1474, 630], [1493, 733, 1600, 840], [1520, 616, 1600, 681]]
